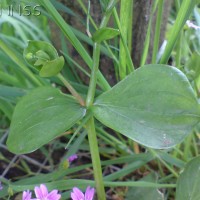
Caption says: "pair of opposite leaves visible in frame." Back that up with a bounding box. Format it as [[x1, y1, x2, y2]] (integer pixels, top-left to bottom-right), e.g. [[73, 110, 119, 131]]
[[7, 64, 200, 154]]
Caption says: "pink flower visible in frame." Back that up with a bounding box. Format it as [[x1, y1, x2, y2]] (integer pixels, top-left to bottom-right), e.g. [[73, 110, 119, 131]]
[[84, 187, 95, 200], [67, 154, 78, 163], [71, 186, 95, 200], [34, 184, 61, 200], [22, 190, 32, 200]]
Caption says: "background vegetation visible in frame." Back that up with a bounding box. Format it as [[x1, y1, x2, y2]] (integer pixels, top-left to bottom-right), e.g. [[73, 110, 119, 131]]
[[0, 0, 200, 199]]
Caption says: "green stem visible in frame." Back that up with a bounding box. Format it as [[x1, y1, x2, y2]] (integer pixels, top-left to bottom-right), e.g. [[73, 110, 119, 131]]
[[140, 0, 158, 66], [175, 32, 182, 67], [113, 8, 135, 74], [57, 73, 85, 106], [86, 0, 92, 37], [86, 0, 118, 107], [77, 0, 120, 69], [175, 0, 182, 68], [86, 43, 100, 107], [127, 0, 134, 53], [77, 0, 98, 30], [149, 149, 179, 178], [183, 134, 193, 161], [65, 112, 92, 149], [192, 133, 199, 156], [104, 181, 176, 188], [118, 0, 132, 80], [38, 0, 111, 91], [86, 117, 106, 200], [84, 1, 119, 199], [175, 0, 181, 11], [152, 0, 164, 63], [159, 0, 197, 64]]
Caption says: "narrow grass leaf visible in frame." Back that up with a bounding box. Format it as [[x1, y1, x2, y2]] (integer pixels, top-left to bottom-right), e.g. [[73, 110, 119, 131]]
[[38, 0, 110, 91], [0, 85, 26, 103], [0, 99, 14, 120], [159, 0, 197, 64]]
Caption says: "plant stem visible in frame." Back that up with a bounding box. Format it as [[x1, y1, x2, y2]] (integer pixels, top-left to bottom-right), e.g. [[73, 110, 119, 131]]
[[85, 41, 105, 200], [77, 0, 119, 67], [174, 0, 182, 68], [85, 1, 120, 198], [86, 43, 100, 107], [152, 0, 164, 63], [86, 117, 106, 200], [104, 181, 176, 188], [113, 8, 135, 73], [159, 0, 197, 64], [86, 0, 119, 107], [118, 0, 132, 80], [149, 149, 179, 178], [127, 0, 134, 53], [175, 32, 182, 68], [38, 0, 111, 91], [140, 0, 158, 66], [57, 73, 85, 106]]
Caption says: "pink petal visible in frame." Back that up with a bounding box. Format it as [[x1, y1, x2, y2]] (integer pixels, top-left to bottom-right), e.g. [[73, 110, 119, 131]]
[[85, 186, 95, 200], [22, 190, 32, 200], [34, 184, 48, 198], [67, 154, 78, 163], [71, 187, 84, 200], [47, 190, 61, 200]]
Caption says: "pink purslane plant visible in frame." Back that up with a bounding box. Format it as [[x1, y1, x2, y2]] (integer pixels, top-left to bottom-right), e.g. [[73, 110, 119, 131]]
[[22, 184, 61, 200], [71, 186, 95, 200], [21, 183, 95, 200]]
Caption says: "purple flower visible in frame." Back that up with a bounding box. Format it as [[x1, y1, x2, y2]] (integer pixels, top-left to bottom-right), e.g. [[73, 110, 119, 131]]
[[71, 186, 95, 200], [0, 182, 3, 190], [22, 190, 32, 200], [34, 184, 61, 200], [67, 154, 78, 163]]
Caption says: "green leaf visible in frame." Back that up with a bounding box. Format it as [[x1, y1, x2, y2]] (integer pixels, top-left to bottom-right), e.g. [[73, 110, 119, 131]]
[[6, 86, 86, 154], [34, 50, 50, 66], [176, 156, 200, 200], [24, 40, 58, 63], [92, 27, 120, 43], [24, 40, 64, 77], [92, 64, 200, 149], [126, 173, 164, 200], [39, 56, 64, 77]]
